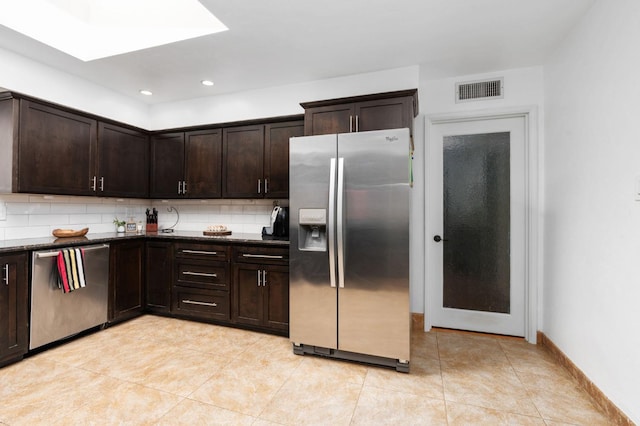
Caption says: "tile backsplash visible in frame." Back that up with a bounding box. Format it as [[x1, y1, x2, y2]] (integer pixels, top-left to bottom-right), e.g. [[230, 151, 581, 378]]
[[0, 194, 279, 241]]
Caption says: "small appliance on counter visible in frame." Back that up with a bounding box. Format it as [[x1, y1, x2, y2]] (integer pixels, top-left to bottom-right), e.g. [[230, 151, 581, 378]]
[[262, 206, 289, 240]]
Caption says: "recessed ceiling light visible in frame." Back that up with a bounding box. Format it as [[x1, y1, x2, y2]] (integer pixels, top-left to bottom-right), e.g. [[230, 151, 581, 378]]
[[201, 80, 215, 86], [0, 0, 228, 61], [139, 90, 153, 96]]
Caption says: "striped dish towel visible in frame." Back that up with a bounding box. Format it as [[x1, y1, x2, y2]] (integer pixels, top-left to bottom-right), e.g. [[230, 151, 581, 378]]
[[56, 248, 87, 293]]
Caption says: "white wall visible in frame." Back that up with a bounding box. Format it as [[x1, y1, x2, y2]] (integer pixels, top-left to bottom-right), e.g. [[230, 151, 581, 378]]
[[148, 66, 419, 130], [544, 0, 640, 421], [0, 47, 149, 129], [417, 66, 545, 316], [420, 66, 544, 115]]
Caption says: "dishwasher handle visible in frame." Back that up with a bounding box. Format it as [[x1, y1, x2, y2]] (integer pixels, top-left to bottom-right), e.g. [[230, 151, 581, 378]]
[[35, 244, 109, 259]]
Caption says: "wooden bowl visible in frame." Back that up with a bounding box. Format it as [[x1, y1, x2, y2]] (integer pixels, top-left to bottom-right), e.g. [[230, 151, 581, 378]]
[[52, 227, 89, 238]]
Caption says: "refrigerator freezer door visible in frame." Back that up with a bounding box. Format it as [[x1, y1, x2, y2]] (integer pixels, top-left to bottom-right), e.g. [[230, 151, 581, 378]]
[[337, 128, 411, 361], [289, 134, 338, 349]]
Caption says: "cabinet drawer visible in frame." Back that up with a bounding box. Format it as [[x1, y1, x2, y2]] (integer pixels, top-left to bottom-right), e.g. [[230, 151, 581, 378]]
[[233, 245, 289, 265], [176, 261, 229, 290], [172, 287, 229, 321], [175, 243, 229, 261]]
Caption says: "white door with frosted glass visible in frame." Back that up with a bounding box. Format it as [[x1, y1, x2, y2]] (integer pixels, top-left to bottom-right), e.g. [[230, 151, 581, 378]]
[[427, 116, 526, 336]]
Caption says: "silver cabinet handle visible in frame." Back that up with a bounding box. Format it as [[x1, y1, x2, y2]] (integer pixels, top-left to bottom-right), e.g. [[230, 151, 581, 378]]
[[264, 178, 268, 194], [35, 244, 109, 258], [183, 180, 187, 194], [3, 264, 8, 286], [178, 181, 182, 195], [257, 179, 262, 194], [182, 250, 218, 255], [182, 299, 217, 307], [337, 157, 345, 289], [242, 254, 284, 259], [328, 158, 337, 288], [100, 176, 105, 191], [263, 269, 267, 286], [182, 271, 218, 278], [355, 115, 359, 132], [349, 116, 353, 132], [91, 176, 97, 191], [257, 269, 261, 287]]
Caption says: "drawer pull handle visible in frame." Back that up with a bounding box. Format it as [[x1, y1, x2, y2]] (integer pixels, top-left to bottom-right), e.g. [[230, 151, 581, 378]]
[[3, 264, 8, 286], [242, 254, 284, 259], [183, 271, 218, 278], [182, 250, 218, 255], [182, 299, 218, 307]]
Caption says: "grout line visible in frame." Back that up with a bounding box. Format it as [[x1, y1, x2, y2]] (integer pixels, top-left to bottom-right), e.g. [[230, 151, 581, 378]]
[[499, 340, 546, 421], [435, 332, 451, 425]]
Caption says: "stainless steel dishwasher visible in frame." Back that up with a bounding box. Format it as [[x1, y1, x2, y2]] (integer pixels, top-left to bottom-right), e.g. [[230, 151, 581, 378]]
[[30, 244, 109, 350]]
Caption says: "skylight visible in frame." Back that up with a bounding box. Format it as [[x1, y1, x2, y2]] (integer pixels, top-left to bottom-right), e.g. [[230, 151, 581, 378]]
[[0, 0, 228, 61]]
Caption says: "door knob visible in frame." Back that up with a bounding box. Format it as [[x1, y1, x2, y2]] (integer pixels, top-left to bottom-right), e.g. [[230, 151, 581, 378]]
[[433, 235, 448, 242]]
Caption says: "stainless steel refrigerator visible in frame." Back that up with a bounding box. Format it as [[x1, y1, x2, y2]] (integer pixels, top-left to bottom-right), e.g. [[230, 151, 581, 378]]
[[289, 128, 410, 372]]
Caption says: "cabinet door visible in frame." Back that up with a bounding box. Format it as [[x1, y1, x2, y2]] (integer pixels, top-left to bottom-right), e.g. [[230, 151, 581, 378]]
[[233, 263, 263, 327], [110, 240, 144, 322], [354, 97, 414, 133], [98, 122, 149, 198], [184, 129, 222, 198], [0, 252, 28, 365], [145, 241, 172, 313], [303, 103, 353, 136], [18, 100, 97, 195], [263, 264, 289, 332], [223, 125, 265, 198], [150, 133, 184, 198], [264, 121, 303, 199]]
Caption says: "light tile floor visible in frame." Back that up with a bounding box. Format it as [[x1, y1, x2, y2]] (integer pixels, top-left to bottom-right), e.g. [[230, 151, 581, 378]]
[[0, 315, 612, 425]]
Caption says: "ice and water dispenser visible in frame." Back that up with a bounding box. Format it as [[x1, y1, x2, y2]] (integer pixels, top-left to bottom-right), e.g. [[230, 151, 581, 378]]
[[297, 208, 327, 251]]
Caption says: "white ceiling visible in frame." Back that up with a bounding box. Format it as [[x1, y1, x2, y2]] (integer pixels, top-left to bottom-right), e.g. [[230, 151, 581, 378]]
[[0, 0, 595, 104]]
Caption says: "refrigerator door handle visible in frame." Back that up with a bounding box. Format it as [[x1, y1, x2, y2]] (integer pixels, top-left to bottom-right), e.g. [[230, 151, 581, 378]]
[[337, 157, 345, 289], [328, 158, 337, 288]]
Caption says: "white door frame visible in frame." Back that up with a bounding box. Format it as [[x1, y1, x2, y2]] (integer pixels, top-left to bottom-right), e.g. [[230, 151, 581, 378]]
[[424, 106, 540, 343]]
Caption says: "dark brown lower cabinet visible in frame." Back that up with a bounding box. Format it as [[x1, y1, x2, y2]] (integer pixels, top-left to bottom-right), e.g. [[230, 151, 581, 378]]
[[145, 241, 173, 314], [110, 240, 145, 323], [172, 286, 230, 321], [170, 242, 231, 323], [0, 252, 28, 366], [233, 263, 289, 333], [232, 245, 289, 335]]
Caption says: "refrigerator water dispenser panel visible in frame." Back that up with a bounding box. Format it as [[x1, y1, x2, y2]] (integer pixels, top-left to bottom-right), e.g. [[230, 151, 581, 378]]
[[298, 208, 327, 251]]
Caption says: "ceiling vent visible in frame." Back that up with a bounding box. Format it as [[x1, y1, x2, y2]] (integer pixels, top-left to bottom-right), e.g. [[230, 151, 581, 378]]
[[455, 78, 504, 103]]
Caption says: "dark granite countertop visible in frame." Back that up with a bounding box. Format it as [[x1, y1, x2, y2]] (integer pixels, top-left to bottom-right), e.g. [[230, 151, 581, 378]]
[[0, 231, 288, 254]]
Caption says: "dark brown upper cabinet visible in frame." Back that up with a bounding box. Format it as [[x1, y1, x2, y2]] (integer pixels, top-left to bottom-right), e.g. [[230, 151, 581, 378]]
[[300, 89, 419, 136], [264, 120, 304, 199], [150, 132, 185, 198], [150, 129, 222, 199], [18, 99, 98, 196], [223, 124, 265, 198], [0, 94, 149, 198], [97, 122, 149, 198], [223, 120, 303, 199]]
